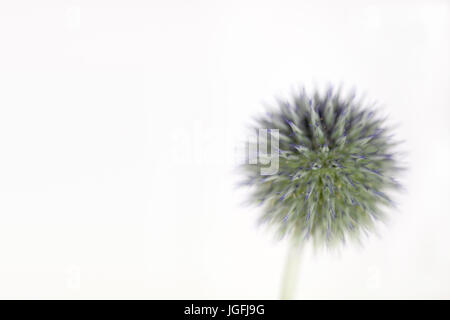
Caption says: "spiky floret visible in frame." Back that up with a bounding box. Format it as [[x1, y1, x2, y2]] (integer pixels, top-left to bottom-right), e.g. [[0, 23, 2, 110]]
[[241, 87, 402, 248]]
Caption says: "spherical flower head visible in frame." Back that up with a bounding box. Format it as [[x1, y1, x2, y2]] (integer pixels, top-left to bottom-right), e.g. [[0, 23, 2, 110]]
[[241, 87, 403, 248]]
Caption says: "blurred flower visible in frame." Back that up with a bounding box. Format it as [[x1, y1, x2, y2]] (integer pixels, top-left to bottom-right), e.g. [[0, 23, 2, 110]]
[[241, 86, 403, 248]]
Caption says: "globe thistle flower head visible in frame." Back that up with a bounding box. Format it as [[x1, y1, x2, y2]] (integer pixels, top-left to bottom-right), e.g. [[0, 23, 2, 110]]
[[241, 87, 403, 249]]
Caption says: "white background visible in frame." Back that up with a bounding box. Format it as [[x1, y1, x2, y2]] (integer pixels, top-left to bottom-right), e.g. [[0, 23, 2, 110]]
[[0, 0, 449, 299]]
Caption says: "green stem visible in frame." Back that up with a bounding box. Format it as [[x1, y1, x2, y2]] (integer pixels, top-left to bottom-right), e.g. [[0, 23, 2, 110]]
[[280, 241, 304, 300]]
